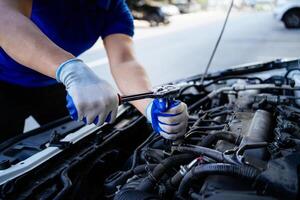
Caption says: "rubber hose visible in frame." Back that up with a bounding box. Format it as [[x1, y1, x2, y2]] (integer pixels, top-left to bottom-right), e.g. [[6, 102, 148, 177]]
[[188, 96, 209, 111], [190, 125, 226, 132], [137, 154, 195, 192], [177, 163, 260, 198], [198, 131, 240, 147], [114, 189, 160, 200], [169, 170, 183, 188], [104, 164, 156, 194], [209, 110, 233, 118], [133, 164, 157, 175], [173, 145, 224, 162], [169, 142, 236, 188]]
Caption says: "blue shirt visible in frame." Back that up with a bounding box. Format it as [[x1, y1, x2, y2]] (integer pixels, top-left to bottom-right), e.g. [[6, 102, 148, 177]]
[[0, 0, 134, 87]]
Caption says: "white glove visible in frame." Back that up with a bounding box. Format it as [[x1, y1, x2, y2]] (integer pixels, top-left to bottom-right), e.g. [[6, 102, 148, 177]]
[[56, 58, 118, 126], [146, 99, 188, 140]]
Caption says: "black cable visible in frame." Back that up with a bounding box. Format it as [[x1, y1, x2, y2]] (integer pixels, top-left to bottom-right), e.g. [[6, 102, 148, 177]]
[[198, 120, 222, 125], [137, 154, 195, 192], [130, 134, 157, 171], [201, 105, 226, 114], [172, 145, 224, 162], [188, 125, 226, 132], [177, 163, 260, 198], [284, 68, 300, 79], [133, 164, 157, 175], [53, 170, 72, 200], [114, 189, 160, 200], [185, 131, 208, 139], [200, 0, 235, 84], [209, 110, 233, 118], [203, 76, 263, 88], [197, 131, 240, 147], [179, 84, 203, 96], [188, 95, 210, 111]]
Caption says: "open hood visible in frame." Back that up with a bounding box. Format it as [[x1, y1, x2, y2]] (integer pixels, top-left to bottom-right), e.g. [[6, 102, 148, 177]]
[[1, 57, 300, 200]]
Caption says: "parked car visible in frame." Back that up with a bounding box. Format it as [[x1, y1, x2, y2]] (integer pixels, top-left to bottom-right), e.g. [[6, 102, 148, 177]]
[[274, 0, 300, 28], [160, 4, 180, 16], [127, 0, 176, 26], [170, 0, 201, 14], [234, 0, 275, 9]]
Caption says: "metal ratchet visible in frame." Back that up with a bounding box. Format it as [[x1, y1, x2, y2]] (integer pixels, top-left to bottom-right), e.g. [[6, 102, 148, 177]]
[[118, 85, 180, 105]]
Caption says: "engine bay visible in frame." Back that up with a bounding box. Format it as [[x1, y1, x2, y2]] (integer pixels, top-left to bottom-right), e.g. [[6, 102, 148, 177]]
[[1, 59, 300, 200]]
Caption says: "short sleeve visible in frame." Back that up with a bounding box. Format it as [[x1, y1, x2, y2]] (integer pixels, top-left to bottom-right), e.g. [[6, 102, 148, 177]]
[[101, 0, 134, 39]]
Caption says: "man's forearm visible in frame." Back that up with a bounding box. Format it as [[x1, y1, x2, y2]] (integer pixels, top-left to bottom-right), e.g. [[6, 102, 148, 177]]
[[104, 34, 153, 115], [111, 60, 152, 115], [0, 1, 73, 78]]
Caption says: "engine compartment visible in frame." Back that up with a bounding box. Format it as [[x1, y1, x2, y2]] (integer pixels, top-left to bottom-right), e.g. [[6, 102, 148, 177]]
[[1, 59, 300, 200], [108, 77, 300, 200]]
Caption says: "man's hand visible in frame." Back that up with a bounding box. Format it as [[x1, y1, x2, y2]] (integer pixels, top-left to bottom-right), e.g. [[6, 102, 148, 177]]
[[56, 58, 119, 125], [103, 34, 188, 138], [146, 99, 188, 140]]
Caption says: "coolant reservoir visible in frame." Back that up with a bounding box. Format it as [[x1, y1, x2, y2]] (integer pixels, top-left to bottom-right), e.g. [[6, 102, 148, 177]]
[[289, 71, 300, 106]]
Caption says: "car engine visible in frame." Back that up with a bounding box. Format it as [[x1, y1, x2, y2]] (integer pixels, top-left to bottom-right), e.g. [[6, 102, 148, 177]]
[[108, 76, 300, 200], [1, 59, 300, 200]]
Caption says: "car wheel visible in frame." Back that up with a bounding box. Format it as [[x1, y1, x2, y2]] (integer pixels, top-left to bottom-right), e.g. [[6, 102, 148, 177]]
[[283, 9, 300, 29], [148, 14, 161, 27], [163, 19, 170, 25]]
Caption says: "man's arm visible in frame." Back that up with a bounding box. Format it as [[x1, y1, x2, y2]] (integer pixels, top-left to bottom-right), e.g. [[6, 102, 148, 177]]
[[104, 34, 189, 140], [103, 34, 152, 115], [0, 0, 120, 126], [0, 0, 74, 78]]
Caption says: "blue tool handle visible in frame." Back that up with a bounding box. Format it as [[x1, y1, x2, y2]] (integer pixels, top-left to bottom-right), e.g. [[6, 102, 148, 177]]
[[66, 94, 111, 124], [151, 98, 180, 134], [154, 98, 180, 112]]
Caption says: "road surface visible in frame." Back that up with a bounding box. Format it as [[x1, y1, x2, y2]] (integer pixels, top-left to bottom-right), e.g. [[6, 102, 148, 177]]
[[24, 10, 300, 131], [81, 10, 300, 86]]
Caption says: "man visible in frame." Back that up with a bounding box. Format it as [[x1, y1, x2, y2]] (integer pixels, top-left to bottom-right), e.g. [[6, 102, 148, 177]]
[[0, 0, 188, 143]]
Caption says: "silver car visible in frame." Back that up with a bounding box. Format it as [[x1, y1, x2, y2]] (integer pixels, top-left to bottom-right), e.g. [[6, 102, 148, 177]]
[[274, 0, 300, 28]]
